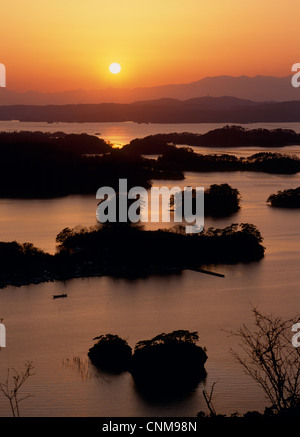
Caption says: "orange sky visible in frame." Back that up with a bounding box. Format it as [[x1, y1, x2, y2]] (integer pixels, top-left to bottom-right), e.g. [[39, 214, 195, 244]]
[[0, 0, 299, 92]]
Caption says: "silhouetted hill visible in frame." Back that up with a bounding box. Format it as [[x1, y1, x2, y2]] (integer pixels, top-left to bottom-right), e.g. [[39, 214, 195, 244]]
[[1, 97, 300, 122], [0, 75, 299, 104]]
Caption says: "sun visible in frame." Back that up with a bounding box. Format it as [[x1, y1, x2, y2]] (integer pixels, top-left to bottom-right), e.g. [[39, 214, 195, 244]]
[[109, 63, 121, 74]]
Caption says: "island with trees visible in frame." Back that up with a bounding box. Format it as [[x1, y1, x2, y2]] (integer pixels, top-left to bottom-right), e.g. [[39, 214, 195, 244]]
[[88, 334, 132, 373], [1, 98, 300, 123], [0, 131, 185, 197], [170, 183, 241, 217], [155, 148, 300, 175], [88, 330, 207, 399], [1, 128, 300, 198], [124, 125, 300, 152], [267, 187, 300, 208]]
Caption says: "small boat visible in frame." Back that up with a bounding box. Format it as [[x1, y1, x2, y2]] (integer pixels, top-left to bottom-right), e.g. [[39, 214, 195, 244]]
[[52, 293, 67, 299]]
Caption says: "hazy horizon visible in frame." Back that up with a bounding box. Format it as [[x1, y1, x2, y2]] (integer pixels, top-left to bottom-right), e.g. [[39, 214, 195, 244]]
[[1, 73, 293, 93]]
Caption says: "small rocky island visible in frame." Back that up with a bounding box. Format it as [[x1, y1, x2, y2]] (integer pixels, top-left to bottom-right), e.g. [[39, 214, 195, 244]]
[[130, 330, 207, 398], [88, 330, 208, 399], [1, 129, 300, 198]]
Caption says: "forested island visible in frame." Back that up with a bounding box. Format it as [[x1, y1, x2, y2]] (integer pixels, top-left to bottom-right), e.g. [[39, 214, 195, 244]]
[[88, 330, 207, 399], [170, 183, 241, 217], [0, 223, 265, 288], [0, 131, 182, 197], [267, 187, 300, 208], [2, 97, 300, 123], [125, 125, 300, 151]]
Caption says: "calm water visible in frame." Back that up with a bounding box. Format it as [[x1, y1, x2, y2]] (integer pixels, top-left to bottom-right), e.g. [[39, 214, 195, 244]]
[[0, 122, 300, 417], [2, 120, 300, 147]]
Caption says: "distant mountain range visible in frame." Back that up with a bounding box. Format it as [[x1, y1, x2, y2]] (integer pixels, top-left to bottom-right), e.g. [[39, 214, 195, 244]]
[[0, 75, 299, 106], [1, 96, 300, 123]]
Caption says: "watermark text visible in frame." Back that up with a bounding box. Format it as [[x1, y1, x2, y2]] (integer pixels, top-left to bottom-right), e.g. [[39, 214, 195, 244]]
[[291, 322, 300, 348], [0, 63, 6, 87]]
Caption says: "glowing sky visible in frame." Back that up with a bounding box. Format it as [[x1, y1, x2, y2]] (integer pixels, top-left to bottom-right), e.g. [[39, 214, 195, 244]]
[[1, 0, 299, 91]]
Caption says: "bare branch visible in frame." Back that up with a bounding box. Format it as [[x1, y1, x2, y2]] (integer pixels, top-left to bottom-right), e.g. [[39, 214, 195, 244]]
[[0, 361, 34, 417]]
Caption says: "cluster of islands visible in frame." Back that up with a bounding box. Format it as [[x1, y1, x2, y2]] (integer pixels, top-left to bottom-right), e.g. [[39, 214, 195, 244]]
[[0, 125, 300, 288]]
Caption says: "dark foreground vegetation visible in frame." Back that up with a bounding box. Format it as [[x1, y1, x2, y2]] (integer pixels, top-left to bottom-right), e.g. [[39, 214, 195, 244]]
[[267, 186, 300, 208], [0, 223, 265, 288], [197, 309, 300, 419], [88, 330, 207, 400], [0, 128, 299, 197]]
